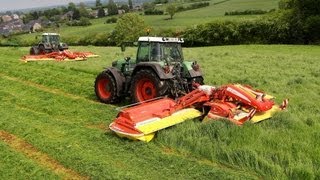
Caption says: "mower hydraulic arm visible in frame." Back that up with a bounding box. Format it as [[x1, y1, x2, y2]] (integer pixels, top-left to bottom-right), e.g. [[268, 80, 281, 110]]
[[174, 89, 210, 110]]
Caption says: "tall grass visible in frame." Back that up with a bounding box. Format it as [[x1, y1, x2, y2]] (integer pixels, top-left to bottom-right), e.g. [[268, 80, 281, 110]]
[[0, 45, 319, 178], [155, 45, 320, 179]]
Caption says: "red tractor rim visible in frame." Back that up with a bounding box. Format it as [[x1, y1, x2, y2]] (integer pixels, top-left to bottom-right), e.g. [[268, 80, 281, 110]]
[[98, 79, 111, 99], [136, 78, 156, 102]]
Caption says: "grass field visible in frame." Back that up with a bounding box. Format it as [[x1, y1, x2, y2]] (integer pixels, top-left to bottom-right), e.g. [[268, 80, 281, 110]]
[[7, 0, 279, 45], [0, 45, 319, 179]]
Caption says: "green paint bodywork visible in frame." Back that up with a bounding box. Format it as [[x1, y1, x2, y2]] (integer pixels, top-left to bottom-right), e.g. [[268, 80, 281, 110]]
[[112, 59, 195, 78]]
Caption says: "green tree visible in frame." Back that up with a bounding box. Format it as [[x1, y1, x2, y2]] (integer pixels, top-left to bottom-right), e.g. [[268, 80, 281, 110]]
[[97, 7, 106, 18], [72, 8, 81, 20], [166, 3, 176, 19], [31, 11, 40, 20], [61, 6, 69, 14], [128, 0, 133, 10], [68, 2, 76, 11], [108, 0, 118, 15], [120, 4, 130, 12], [96, 0, 102, 7], [113, 13, 146, 45], [142, 2, 155, 10], [278, 0, 320, 43], [79, 2, 90, 18]]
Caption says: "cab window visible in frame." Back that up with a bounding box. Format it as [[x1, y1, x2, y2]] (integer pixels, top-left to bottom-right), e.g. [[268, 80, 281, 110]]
[[137, 42, 149, 62]]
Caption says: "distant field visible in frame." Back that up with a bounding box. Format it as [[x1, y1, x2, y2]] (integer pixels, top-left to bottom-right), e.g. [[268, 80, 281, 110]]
[[10, 0, 279, 45], [147, 0, 278, 29], [1, 45, 319, 179]]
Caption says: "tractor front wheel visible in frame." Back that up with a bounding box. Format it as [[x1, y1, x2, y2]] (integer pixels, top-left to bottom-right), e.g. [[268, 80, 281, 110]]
[[29, 47, 39, 55], [131, 69, 168, 103], [94, 71, 118, 104]]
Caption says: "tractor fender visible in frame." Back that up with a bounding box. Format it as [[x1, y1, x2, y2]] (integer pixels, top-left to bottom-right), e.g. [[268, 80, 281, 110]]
[[182, 61, 203, 78], [105, 67, 125, 96], [133, 63, 174, 80], [39, 43, 51, 49], [188, 69, 203, 78]]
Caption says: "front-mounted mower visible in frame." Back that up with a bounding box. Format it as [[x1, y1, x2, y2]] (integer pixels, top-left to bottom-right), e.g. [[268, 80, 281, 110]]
[[21, 33, 99, 62], [94, 37, 204, 103]]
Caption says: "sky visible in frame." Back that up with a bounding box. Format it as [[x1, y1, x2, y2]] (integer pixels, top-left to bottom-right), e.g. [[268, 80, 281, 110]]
[[0, 0, 90, 12]]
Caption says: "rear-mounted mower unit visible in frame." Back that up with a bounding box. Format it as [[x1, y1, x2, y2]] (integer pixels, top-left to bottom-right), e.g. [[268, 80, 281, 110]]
[[109, 84, 288, 142]]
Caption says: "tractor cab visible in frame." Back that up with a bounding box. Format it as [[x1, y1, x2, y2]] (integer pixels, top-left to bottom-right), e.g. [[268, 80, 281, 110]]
[[136, 37, 184, 63], [41, 33, 60, 45]]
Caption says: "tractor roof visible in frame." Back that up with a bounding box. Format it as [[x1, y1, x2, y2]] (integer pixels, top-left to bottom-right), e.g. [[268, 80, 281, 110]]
[[42, 33, 60, 36], [138, 36, 184, 43]]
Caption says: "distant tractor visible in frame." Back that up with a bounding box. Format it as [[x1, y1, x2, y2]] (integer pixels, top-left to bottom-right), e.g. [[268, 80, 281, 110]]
[[94, 37, 204, 103], [30, 33, 68, 55]]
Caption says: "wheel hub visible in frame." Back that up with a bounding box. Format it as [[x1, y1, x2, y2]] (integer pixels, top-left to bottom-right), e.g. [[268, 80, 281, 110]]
[[136, 79, 156, 101], [98, 79, 111, 99]]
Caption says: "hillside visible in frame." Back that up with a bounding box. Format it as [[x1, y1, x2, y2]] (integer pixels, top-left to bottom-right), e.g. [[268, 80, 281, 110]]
[[1, 45, 320, 178], [9, 0, 279, 46]]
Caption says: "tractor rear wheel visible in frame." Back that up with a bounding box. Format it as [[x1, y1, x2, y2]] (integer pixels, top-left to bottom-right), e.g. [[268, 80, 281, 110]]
[[131, 69, 168, 103], [94, 71, 119, 104], [39, 45, 46, 54]]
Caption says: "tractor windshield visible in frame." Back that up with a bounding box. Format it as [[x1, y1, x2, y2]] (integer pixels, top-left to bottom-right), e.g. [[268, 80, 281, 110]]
[[160, 43, 183, 62], [49, 35, 60, 43], [42, 35, 60, 44], [137, 42, 183, 63]]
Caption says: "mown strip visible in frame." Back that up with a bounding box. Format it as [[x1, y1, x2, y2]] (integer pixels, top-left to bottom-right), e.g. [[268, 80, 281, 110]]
[[0, 73, 101, 105], [0, 141, 58, 179], [0, 130, 88, 180]]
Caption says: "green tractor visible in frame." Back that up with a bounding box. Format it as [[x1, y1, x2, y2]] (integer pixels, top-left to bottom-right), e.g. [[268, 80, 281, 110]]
[[94, 37, 204, 103], [30, 33, 68, 55]]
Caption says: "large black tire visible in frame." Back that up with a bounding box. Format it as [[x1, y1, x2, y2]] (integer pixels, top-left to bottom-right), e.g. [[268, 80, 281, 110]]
[[39, 44, 46, 54], [131, 69, 168, 103], [94, 71, 119, 104], [29, 46, 39, 55]]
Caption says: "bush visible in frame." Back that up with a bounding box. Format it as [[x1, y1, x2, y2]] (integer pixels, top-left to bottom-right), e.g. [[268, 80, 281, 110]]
[[182, 14, 295, 47], [176, 2, 210, 12], [144, 9, 164, 15], [225, 9, 274, 16], [105, 17, 118, 24], [66, 17, 92, 26]]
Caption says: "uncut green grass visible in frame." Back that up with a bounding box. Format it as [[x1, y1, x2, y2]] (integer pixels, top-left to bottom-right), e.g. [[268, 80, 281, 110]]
[[0, 45, 319, 179]]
